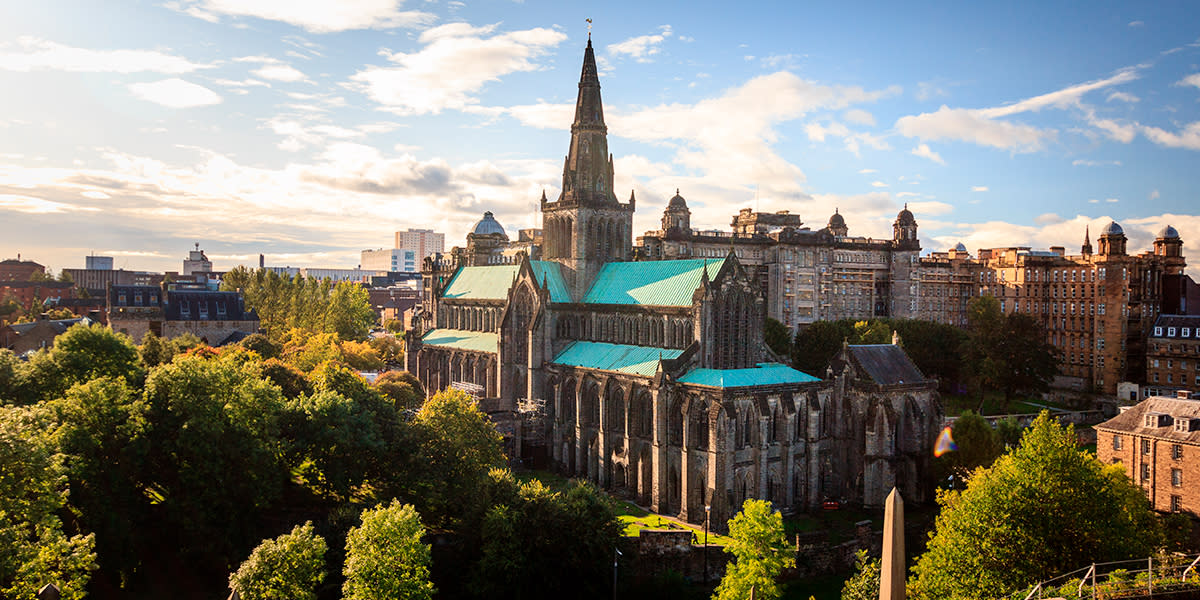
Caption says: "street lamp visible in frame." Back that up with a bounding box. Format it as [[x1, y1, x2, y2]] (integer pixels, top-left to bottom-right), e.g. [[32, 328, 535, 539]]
[[703, 504, 711, 584]]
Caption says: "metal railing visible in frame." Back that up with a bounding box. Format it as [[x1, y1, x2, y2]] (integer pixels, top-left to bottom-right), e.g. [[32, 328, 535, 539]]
[[1020, 554, 1200, 599]]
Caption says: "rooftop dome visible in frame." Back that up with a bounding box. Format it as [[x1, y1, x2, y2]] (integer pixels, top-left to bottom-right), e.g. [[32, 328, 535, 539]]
[[954, 242, 967, 252], [1100, 221, 1124, 237], [471, 211, 507, 236], [896, 204, 916, 225], [829, 209, 846, 227], [1157, 224, 1180, 239], [667, 189, 687, 210]]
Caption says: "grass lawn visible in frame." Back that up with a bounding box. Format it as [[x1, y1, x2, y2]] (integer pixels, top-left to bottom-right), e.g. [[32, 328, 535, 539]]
[[516, 469, 735, 545], [943, 391, 1061, 416]]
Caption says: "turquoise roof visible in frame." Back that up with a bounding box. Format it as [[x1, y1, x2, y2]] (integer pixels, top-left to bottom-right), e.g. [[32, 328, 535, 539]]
[[582, 258, 727, 306], [421, 328, 498, 353], [440, 261, 570, 303], [678, 363, 821, 388], [552, 341, 682, 376], [530, 260, 570, 303], [442, 265, 518, 300]]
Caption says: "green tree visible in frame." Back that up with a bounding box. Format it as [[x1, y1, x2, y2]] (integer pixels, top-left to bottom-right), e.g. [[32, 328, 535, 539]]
[[260, 358, 314, 399], [140, 330, 170, 367], [375, 370, 423, 411], [229, 521, 327, 600], [792, 320, 854, 376], [0, 404, 97, 600], [0, 349, 32, 405], [964, 297, 1060, 411], [409, 388, 505, 524], [853, 320, 891, 344], [840, 549, 880, 600], [714, 499, 796, 600], [764, 317, 792, 359], [383, 319, 406, 334], [343, 500, 434, 600], [25, 323, 144, 401], [995, 416, 1024, 449], [282, 391, 387, 501], [327, 282, 377, 341], [50, 377, 150, 578], [910, 412, 1163, 600], [935, 411, 1002, 488], [239, 333, 282, 360], [890, 319, 967, 389]]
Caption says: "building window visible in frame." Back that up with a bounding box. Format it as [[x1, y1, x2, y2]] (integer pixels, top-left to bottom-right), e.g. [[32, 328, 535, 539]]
[[1185, 328, 1192, 338], [1113, 435, 1123, 451], [1142, 439, 1151, 455], [1172, 495, 1183, 512], [1155, 326, 1164, 336], [1172, 468, 1183, 487], [1173, 444, 1183, 460], [1141, 463, 1151, 481]]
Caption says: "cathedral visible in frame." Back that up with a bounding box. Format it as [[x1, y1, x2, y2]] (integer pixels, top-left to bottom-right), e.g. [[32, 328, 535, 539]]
[[406, 38, 941, 526]]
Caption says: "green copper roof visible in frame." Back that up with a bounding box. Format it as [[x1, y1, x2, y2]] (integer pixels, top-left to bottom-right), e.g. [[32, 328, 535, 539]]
[[530, 260, 570, 303], [421, 328, 498, 353], [552, 341, 682, 376], [442, 265, 518, 300], [582, 258, 727, 306], [678, 363, 820, 388], [440, 261, 570, 303]]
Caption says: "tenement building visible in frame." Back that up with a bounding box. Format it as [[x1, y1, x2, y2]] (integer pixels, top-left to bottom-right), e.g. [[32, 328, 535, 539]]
[[1096, 391, 1200, 516], [1144, 315, 1200, 398], [406, 38, 942, 526]]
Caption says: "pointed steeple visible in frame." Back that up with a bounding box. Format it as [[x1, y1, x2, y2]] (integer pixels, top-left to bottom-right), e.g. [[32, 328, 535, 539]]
[[1081, 224, 1093, 256], [558, 37, 616, 206]]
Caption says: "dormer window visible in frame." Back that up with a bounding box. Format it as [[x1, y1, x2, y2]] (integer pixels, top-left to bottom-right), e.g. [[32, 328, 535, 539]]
[[179, 300, 190, 318], [117, 293, 127, 305], [216, 301, 227, 317], [1184, 328, 1192, 338], [1169, 327, 1177, 337], [198, 303, 209, 319], [1155, 327, 1164, 336]]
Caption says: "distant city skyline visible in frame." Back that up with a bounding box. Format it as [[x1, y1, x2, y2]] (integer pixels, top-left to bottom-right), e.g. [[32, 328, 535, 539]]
[[1, 1, 1199, 273]]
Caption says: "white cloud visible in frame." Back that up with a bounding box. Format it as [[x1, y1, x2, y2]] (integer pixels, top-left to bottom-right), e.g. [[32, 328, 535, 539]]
[[1107, 91, 1139, 103], [166, 0, 434, 33], [1178, 74, 1200, 90], [1141, 122, 1200, 150], [0, 37, 208, 73], [932, 214, 1200, 259], [907, 200, 953, 216], [972, 186, 988, 192], [253, 63, 309, 82], [80, 190, 110, 199], [350, 23, 567, 115], [871, 181, 888, 188], [0, 194, 96, 213], [910, 143, 945, 165], [607, 25, 673, 62], [129, 78, 222, 108], [1129, 20, 1144, 27], [1106, 197, 1120, 203], [858, 168, 877, 174], [896, 68, 1139, 151], [1072, 159, 1122, 167], [843, 109, 875, 126]]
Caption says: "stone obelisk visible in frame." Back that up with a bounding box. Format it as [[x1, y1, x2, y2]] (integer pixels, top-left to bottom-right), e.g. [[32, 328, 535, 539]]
[[879, 487, 905, 600]]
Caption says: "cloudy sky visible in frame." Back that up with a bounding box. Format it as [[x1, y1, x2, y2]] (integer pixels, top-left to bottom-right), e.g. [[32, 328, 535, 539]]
[[2, 1, 1199, 273]]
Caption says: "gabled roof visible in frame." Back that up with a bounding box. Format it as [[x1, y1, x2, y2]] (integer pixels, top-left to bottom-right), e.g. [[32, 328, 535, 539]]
[[552, 341, 682, 376], [1096, 397, 1200, 443], [582, 258, 727, 306], [845, 344, 926, 385], [678, 363, 820, 388], [441, 260, 570, 303], [7, 317, 91, 336], [421, 328, 498, 354], [442, 265, 519, 300]]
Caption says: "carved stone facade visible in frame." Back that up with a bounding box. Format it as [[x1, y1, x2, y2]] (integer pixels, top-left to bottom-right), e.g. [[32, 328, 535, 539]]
[[407, 38, 940, 528]]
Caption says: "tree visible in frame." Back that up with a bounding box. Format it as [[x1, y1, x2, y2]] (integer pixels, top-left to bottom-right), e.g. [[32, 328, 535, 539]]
[[934, 411, 1002, 488], [343, 500, 434, 600], [890, 319, 967, 389], [50, 377, 150, 578], [792, 320, 854, 376], [340, 340, 385, 371], [140, 331, 170, 368], [763, 318, 792, 359], [229, 522, 327, 600], [0, 404, 97, 600], [260, 358, 314, 399], [24, 323, 144, 401], [840, 549, 880, 600], [853, 319, 891, 344], [995, 416, 1024, 449], [326, 282, 376, 341], [408, 388, 505, 524], [910, 412, 1163, 600], [281, 391, 387, 502], [239, 333, 282, 360], [0, 349, 32, 405], [375, 371, 423, 411], [383, 319, 406, 334], [963, 297, 1059, 411], [714, 499, 796, 600]]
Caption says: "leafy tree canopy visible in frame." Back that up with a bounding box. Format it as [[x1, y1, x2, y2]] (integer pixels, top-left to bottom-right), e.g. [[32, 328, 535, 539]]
[[910, 412, 1163, 600], [229, 521, 326, 600], [714, 499, 796, 600], [343, 500, 434, 600]]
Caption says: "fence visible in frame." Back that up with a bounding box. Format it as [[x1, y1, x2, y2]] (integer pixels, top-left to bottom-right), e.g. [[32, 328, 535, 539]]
[[1019, 554, 1200, 599]]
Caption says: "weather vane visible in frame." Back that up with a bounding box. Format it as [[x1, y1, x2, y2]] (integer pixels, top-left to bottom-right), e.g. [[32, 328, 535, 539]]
[[586, 18, 592, 37]]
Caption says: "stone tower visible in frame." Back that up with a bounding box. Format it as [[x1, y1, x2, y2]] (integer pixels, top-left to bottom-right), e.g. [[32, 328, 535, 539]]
[[1153, 225, 1185, 274], [1097, 221, 1127, 256], [661, 189, 691, 233], [541, 37, 635, 300]]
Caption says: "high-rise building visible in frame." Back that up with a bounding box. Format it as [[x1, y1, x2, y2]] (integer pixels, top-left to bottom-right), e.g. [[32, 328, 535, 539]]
[[183, 243, 212, 275], [395, 229, 444, 262], [361, 248, 418, 273], [85, 255, 113, 270]]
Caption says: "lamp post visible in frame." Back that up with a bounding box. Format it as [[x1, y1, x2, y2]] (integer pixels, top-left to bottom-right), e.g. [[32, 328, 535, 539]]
[[703, 504, 711, 584]]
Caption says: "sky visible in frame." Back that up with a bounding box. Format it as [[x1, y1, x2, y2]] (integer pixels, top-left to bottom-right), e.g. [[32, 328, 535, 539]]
[[1, 1, 1199, 274]]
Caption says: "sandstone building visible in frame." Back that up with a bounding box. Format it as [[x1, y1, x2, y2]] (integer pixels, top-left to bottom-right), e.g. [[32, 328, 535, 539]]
[[1096, 391, 1200, 516], [407, 38, 941, 526], [1144, 315, 1200, 398], [107, 284, 258, 344]]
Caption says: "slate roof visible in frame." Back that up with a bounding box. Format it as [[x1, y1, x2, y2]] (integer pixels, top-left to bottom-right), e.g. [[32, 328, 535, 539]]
[[421, 328, 499, 353], [164, 290, 255, 321], [678, 363, 820, 388], [582, 258, 726, 306], [441, 261, 570, 303], [7, 317, 91, 336], [846, 344, 927, 385], [552, 341, 682, 376], [1152, 315, 1200, 339], [1096, 396, 1200, 444]]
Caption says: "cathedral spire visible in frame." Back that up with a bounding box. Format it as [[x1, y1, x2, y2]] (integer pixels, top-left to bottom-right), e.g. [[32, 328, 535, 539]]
[[1082, 224, 1093, 256], [558, 36, 615, 205]]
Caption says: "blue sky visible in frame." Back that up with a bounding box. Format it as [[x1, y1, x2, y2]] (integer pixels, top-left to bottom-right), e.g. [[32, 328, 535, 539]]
[[1, 1, 1198, 273]]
